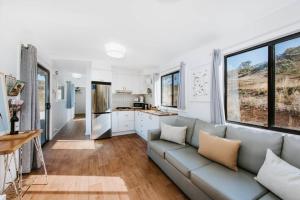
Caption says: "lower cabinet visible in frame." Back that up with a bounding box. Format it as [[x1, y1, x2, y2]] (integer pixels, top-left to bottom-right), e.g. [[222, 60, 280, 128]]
[[134, 111, 176, 141], [113, 110, 176, 139], [112, 111, 135, 134]]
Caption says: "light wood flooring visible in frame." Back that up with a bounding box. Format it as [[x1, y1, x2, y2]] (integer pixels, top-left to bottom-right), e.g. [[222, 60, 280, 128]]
[[22, 117, 187, 200]]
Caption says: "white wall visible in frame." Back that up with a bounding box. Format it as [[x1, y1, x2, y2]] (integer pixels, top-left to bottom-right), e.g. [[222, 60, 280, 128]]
[[75, 87, 86, 114], [51, 67, 83, 136], [160, 4, 300, 122]]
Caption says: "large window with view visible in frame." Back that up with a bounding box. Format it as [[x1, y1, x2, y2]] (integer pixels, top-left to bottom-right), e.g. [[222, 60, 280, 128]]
[[161, 71, 180, 107], [225, 33, 300, 133]]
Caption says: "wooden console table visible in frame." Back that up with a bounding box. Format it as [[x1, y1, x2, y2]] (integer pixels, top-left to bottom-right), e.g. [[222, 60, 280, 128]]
[[0, 130, 48, 200]]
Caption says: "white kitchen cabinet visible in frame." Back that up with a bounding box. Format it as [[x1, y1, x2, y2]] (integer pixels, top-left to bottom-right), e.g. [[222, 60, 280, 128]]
[[112, 112, 119, 132], [112, 72, 147, 94], [134, 111, 176, 141], [112, 111, 135, 135]]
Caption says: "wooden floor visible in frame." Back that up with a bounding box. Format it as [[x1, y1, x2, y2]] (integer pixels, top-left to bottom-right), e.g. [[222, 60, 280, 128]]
[[22, 117, 187, 200]]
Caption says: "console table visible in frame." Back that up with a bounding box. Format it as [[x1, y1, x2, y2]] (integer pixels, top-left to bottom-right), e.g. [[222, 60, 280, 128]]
[[0, 130, 48, 199]]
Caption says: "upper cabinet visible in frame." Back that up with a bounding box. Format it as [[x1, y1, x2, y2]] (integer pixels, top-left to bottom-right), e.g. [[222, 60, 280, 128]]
[[112, 71, 147, 94]]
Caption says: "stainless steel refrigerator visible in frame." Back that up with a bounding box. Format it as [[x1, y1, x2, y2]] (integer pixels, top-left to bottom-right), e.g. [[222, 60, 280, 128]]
[[91, 81, 112, 139]]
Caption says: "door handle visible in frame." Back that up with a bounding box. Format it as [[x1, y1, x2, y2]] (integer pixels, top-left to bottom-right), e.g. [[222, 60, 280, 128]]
[[46, 103, 51, 110]]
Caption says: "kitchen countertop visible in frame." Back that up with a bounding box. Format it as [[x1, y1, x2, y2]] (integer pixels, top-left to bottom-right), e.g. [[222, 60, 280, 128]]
[[140, 110, 178, 116], [112, 107, 143, 111], [112, 108, 177, 116]]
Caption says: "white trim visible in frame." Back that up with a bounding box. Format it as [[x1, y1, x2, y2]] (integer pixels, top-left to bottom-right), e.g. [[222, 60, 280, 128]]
[[112, 131, 136, 136]]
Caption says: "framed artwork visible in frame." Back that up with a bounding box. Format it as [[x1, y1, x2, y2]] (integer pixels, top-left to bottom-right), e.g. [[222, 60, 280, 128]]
[[189, 64, 211, 102], [8, 80, 25, 96], [0, 73, 10, 135], [5, 74, 16, 95]]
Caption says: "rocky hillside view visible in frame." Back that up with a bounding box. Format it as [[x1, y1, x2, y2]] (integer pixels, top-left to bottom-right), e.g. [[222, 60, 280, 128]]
[[227, 46, 300, 130]]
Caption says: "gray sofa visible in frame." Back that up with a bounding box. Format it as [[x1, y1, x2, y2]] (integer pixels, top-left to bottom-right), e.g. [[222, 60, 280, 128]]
[[147, 116, 300, 200]]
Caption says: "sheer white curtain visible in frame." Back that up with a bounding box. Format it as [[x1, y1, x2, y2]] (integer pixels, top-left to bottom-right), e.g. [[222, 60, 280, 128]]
[[153, 73, 160, 106], [177, 62, 186, 110], [210, 49, 225, 124]]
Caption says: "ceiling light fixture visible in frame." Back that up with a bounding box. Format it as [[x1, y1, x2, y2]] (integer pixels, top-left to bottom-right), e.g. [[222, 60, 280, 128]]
[[72, 73, 82, 79], [105, 42, 126, 59]]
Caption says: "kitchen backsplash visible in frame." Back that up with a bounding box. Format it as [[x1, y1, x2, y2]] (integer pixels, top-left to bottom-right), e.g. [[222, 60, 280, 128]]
[[112, 94, 144, 108]]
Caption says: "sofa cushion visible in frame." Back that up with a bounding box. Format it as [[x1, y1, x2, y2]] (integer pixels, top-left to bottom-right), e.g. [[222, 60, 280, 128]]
[[226, 125, 283, 174], [171, 116, 196, 144], [198, 131, 241, 171], [256, 149, 300, 200], [191, 163, 267, 200], [190, 119, 226, 148], [160, 123, 187, 145], [165, 146, 211, 177], [148, 140, 185, 158], [281, 134, 300, 169], [258, 193, 281, 200]]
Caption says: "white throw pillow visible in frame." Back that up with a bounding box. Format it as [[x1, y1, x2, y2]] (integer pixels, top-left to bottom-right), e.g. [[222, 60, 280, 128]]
[[160, 123, 187, 145], [256, 149, 300, 200]]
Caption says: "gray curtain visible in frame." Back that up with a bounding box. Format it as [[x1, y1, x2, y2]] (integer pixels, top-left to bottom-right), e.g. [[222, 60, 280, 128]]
[[210, 49, 225, 124], [66, 81, 75, 108], [20, 44, 41, 173], [177, 62, 186, 110]]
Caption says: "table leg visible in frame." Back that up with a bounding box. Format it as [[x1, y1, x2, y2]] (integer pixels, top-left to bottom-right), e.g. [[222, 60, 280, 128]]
[[33, 137, 48, 184], [2, 154, 9, 194], [2, 154, 21, 200], [19, 147, 23, 192]]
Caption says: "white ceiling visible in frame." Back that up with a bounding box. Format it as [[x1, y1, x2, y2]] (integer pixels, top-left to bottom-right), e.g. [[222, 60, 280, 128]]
[[0, 0, 299, 69]]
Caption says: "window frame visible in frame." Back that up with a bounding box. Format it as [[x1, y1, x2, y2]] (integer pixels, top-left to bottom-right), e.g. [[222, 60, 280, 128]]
[[224, 32, 300, 135], [161, 70, 180, 108]]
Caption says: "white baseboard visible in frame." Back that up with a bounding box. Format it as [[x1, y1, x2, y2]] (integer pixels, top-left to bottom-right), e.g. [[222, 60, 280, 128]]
[[112, 131, 136, 136]]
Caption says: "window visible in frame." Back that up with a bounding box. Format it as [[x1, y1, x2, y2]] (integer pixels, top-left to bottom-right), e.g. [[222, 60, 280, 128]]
[[225, 32, 300, 133], [161, 71, 180, 107]]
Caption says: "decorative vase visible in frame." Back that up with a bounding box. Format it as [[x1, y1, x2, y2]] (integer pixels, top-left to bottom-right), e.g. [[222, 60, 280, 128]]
[[10, 111, 19, 135]]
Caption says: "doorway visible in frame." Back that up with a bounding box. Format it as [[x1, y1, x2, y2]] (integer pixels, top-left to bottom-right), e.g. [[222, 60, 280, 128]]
[[37, 64, 50, 146], [75, 87, 86, 119]]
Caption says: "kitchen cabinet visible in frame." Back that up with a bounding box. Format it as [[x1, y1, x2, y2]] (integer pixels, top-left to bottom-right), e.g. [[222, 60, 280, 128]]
[[112, 72, 147, 94], [134, 111, 176, 141], [112, 111, 135, 134]]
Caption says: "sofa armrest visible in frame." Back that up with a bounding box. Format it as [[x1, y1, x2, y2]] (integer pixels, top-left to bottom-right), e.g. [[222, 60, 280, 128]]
[[148, 129, 161, 141]]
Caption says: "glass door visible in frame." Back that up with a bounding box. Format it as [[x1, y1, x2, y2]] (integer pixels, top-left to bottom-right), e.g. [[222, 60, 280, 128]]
[[37, 64, 50, 146]]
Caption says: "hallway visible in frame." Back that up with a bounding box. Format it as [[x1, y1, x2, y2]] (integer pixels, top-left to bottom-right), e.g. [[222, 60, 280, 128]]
[[22, 118, 187, 200]]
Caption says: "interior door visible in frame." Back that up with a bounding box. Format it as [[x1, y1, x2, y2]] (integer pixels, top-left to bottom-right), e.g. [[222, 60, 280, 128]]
[[37, 64, 50, 146]]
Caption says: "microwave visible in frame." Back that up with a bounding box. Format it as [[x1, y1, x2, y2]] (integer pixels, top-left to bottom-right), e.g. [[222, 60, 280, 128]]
[[133, 102, 144, 108]]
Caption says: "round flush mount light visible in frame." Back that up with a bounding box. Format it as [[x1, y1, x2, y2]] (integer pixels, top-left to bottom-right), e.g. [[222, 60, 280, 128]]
[[105, 42, 126, 59]]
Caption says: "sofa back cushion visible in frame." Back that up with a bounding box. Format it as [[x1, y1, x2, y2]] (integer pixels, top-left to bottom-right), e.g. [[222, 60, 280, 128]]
[[190, 119, 226, 148], [281, 134, 300, 169], [226, 125, 284, 174], [169, 116, 196, 143]]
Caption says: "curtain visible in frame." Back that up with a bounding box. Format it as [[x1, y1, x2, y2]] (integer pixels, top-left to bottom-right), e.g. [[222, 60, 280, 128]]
[[153, 73, 160, 106], [210, 49, 225, 124], [20, 44, 41, 173], [66, 81, 75, 109], [177, 62, 186, 110]]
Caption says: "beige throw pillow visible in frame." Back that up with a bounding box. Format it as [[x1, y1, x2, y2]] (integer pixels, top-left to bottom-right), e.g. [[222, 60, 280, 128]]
[[198, 131, 241, 171], [160, 123, 187, 145]]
